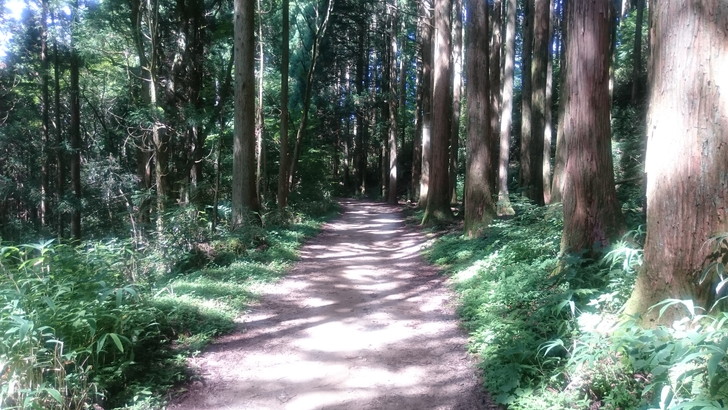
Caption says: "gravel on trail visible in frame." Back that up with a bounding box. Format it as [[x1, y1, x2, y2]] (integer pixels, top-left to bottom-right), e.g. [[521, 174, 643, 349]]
[[169, 199, 498, 410]]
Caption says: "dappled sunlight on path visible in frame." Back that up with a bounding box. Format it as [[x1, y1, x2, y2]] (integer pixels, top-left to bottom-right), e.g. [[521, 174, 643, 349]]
[[169, 200, 491, 410]]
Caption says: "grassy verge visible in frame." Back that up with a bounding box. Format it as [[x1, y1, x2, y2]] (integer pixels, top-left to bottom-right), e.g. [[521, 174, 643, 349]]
[[0, 202, 338, 409], [425, 198, 728, 409]]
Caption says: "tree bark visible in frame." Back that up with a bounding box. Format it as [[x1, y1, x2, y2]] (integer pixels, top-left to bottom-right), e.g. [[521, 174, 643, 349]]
[[463, 0, 495, 236], [180, 0, 206, 200], [387, 4, 399, 205], [497, 0, 516, 216], [211, 56, 233, 232], [488, 0, 502, 195], [449, 0, 463, 204], [550, 0, 568, 204], [342, 65, 352, 191], [232, 0, 261, 227], [529, 0, 548, 205], [542, 0, 555, 204], [625, 1, 728, 325], [411, 14, 423, 201], [129, 0, 169, 232], [147, 0, 168, 234], [355, 21, 369, 195], [560, 0, 622, 257], [277, 0, 290, 210], [519, 0, 534, 198], [423, 0, 454, 224], [417, 0, 433, 208], [256, 0, 266, 203]]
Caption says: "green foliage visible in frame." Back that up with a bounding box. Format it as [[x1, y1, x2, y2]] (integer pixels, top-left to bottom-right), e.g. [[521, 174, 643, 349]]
[[612, 308, 728, 409], [0, 204, 331, 408], [425, 199, 567, 404], [428, 199, 728, 409], [0, 240, 158, 408], [613, 7, 649, 94], [612, 105, 647, 227]]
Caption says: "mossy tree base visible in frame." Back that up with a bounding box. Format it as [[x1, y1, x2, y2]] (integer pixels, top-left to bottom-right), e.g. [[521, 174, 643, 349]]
[[496, 197, 515, 217], [421, 208, 453, 227]]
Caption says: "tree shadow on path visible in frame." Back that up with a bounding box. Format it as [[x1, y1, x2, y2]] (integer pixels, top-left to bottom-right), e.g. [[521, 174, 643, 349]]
[[169, 199, 499, 410]]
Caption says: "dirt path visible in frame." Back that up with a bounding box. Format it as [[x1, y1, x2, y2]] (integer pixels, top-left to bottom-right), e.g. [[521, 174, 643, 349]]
[[169, 200, 494, 409]]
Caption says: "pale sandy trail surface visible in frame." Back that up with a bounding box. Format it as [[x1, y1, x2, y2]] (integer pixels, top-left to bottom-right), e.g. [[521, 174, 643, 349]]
[[169, 200, 497, 410]]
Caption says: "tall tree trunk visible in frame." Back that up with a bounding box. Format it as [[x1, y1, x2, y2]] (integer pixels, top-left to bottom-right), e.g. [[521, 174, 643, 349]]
[[54, 38, 65, 238], [343, 65, 353, 191], [417, 0, 433, 208], [387, 5, 399, 205], [211, 58, 232, 232], [528, 0, 548, 205], [463, 0, 495, 236], [629, 0, 644, 105], [129, 0, 155, 228], [560, 0, 622, 257], [380, 137, 387, 197], [625, 0, 728, 325], [423, 0, 454, 224], [232, 0, 261, 227], [185, 0, 206, 201], [355, 20, 369, 195], [550, 0, 568, 203], [129, 0, 169, 232], [542, 0, 555, 204], [411, 24, 423, 201], [398, 37, 407, 161], [449, 0, 463, 204], [277, 0, 290, 210], [488, 0, 502, 195], [40, 0, 50, 228], [70, 0, 82, 241], [519, 0, 534, 197], [497, 0, 516, 216], [333, 64, 343, 183], [146, 0, 168, 234], [256, 0, 265, 204], [379, 37, 389, 197]]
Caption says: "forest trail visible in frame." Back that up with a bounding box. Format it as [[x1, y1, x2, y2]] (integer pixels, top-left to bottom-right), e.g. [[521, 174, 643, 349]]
[[169, 200, 494, 410]]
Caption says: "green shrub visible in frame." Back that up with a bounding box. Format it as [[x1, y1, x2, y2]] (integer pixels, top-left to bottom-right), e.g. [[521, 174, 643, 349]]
[[0, 204, 329, 408], [429, 198, 728, 409], [0, 240, 161, 408]]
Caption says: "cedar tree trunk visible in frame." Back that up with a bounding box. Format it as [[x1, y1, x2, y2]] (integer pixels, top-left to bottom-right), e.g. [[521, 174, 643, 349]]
[[625, 1, 728, 325], [232, 0, 260, 227], [463, 0, 495, 236], [559, 0, 622, 256], [423, 0, 454, 224], [497, 0, 516, 216]]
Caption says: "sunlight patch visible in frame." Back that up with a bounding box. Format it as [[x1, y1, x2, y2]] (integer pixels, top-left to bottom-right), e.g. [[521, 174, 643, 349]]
[[454, 261, 483, 282]]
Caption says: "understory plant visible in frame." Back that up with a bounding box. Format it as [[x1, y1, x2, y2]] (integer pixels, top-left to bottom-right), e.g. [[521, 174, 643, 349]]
[[0, 200, 337, 409], [0, 240, 156, 409], [427, 198, 728, 409]]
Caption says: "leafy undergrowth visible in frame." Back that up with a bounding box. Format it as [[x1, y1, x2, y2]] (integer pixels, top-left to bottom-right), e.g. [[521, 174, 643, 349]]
[[425, 198, 728, 409], [0, 201, 338, 409]]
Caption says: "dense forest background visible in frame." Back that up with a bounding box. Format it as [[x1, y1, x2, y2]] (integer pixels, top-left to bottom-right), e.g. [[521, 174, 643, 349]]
[[0, 0, 646, 241], [1, 0, 727, 408]]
